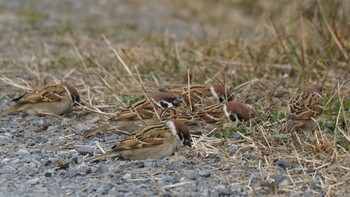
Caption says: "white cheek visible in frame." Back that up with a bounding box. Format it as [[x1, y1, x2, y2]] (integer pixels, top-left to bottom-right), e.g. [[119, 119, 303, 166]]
[[166, 121, 180, 142], [154, 99, 174, 109], [162, 101, 174, 108], [210, 86, 219, 101], [223, 104, 231, 121], [64, 86, 73, 106]]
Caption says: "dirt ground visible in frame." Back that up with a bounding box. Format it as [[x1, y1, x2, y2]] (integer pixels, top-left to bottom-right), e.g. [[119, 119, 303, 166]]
[[0, 0, 349, 196]]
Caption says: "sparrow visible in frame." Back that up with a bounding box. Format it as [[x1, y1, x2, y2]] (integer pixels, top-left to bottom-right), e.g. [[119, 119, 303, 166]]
[[195, 101, 251, 124], [284, 84, 324, 133], [88, 119, 192, 161], [83, 92, 185, 138], [165, 83, 228, 105], [0, 83, 80, 116], [160, 107, 197, 126], [115, 92, 185, 120]]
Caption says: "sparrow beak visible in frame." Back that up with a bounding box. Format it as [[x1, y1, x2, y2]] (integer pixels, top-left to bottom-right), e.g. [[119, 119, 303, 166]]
[[174, 97, 184, 106], [183, 138, 192, 147]]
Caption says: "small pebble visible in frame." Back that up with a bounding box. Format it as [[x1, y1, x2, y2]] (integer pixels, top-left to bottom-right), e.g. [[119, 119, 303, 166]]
[[229, 132, 241, 141], [123, 173, 132, 179], [27, 177, 40, 185], [60, 118, 71, 126], [34, 135, 48, 143], [47, 125, 59, 133], [17, 148, 30, 155], [0, 135, 9, 145], [44, 170, 54, 177], [199, 170, 211, 178], [75, 145, 95, 155], [74, 124, 90, 135]]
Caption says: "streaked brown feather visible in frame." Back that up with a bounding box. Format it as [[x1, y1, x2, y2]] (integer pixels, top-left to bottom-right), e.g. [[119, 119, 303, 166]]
[[111, 124, 169, 151], [160, 108, 194, 123], [284, 87, 324, 133], [14, 84, 66, 104], [195, 104, 225, 124], [287, 92, 323, 120]]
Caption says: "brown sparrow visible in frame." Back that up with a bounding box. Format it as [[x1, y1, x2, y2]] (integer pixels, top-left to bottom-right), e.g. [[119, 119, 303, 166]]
[[195, 101, 251, 124], [160, 107, 197, 126], [166, 83, 228, 105], [0, 83, 80, 116], [284, 84, 324, 133], [88, 119, 192, 161], [83, 92, 185, 138], [115, 92, 185, 121]]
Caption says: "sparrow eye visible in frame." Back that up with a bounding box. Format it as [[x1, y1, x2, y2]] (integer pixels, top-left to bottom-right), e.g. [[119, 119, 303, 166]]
[[72, 94, 78, 103]]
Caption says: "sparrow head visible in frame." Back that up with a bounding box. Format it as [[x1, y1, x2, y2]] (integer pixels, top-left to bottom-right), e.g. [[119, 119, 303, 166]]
[[210, 83, 227, 102], [166, 119, 192, 147], [302, 84, 323, 97], [63, 83, 80, 103], [152, 92, 183, 108], [223, 101, 251, 122]]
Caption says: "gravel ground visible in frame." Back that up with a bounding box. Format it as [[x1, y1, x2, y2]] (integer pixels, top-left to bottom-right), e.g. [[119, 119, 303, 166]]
[[0, 99, 326, 196]]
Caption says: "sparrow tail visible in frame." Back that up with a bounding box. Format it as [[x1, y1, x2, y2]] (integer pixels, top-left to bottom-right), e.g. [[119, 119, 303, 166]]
[[0, 106, 20, 117], [82, 124, 110, 139], [87, 151, 120, 163]]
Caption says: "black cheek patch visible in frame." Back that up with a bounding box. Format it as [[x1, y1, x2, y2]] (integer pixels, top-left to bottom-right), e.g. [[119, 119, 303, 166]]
[[229, 112, 244, 122], [159, 101, 171, 108], [178, 132, 184, 141], [167, 98, 182, 107], [72, 95, 78, 103], [178, 132, 191, 147]]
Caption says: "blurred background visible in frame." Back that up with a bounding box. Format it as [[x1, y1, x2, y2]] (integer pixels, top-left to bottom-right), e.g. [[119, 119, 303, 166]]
[[0, 0, 349, 92]]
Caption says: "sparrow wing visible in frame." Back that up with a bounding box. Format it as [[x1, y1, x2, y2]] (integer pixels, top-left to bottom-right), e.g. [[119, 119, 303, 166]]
[[160, 108, 194, 124], [196, 104, 225, 123], [114, 98, 157, 121], [167, 85, 210, 103], [287, 92, 323, 120], [166, 86, 186, 94], [14, 84, 67, 104], [112, 124, 170, 150], [115, 108, 155, 121]]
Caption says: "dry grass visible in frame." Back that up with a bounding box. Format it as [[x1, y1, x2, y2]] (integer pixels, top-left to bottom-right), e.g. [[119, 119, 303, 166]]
[[0, 0, 349, 195]]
